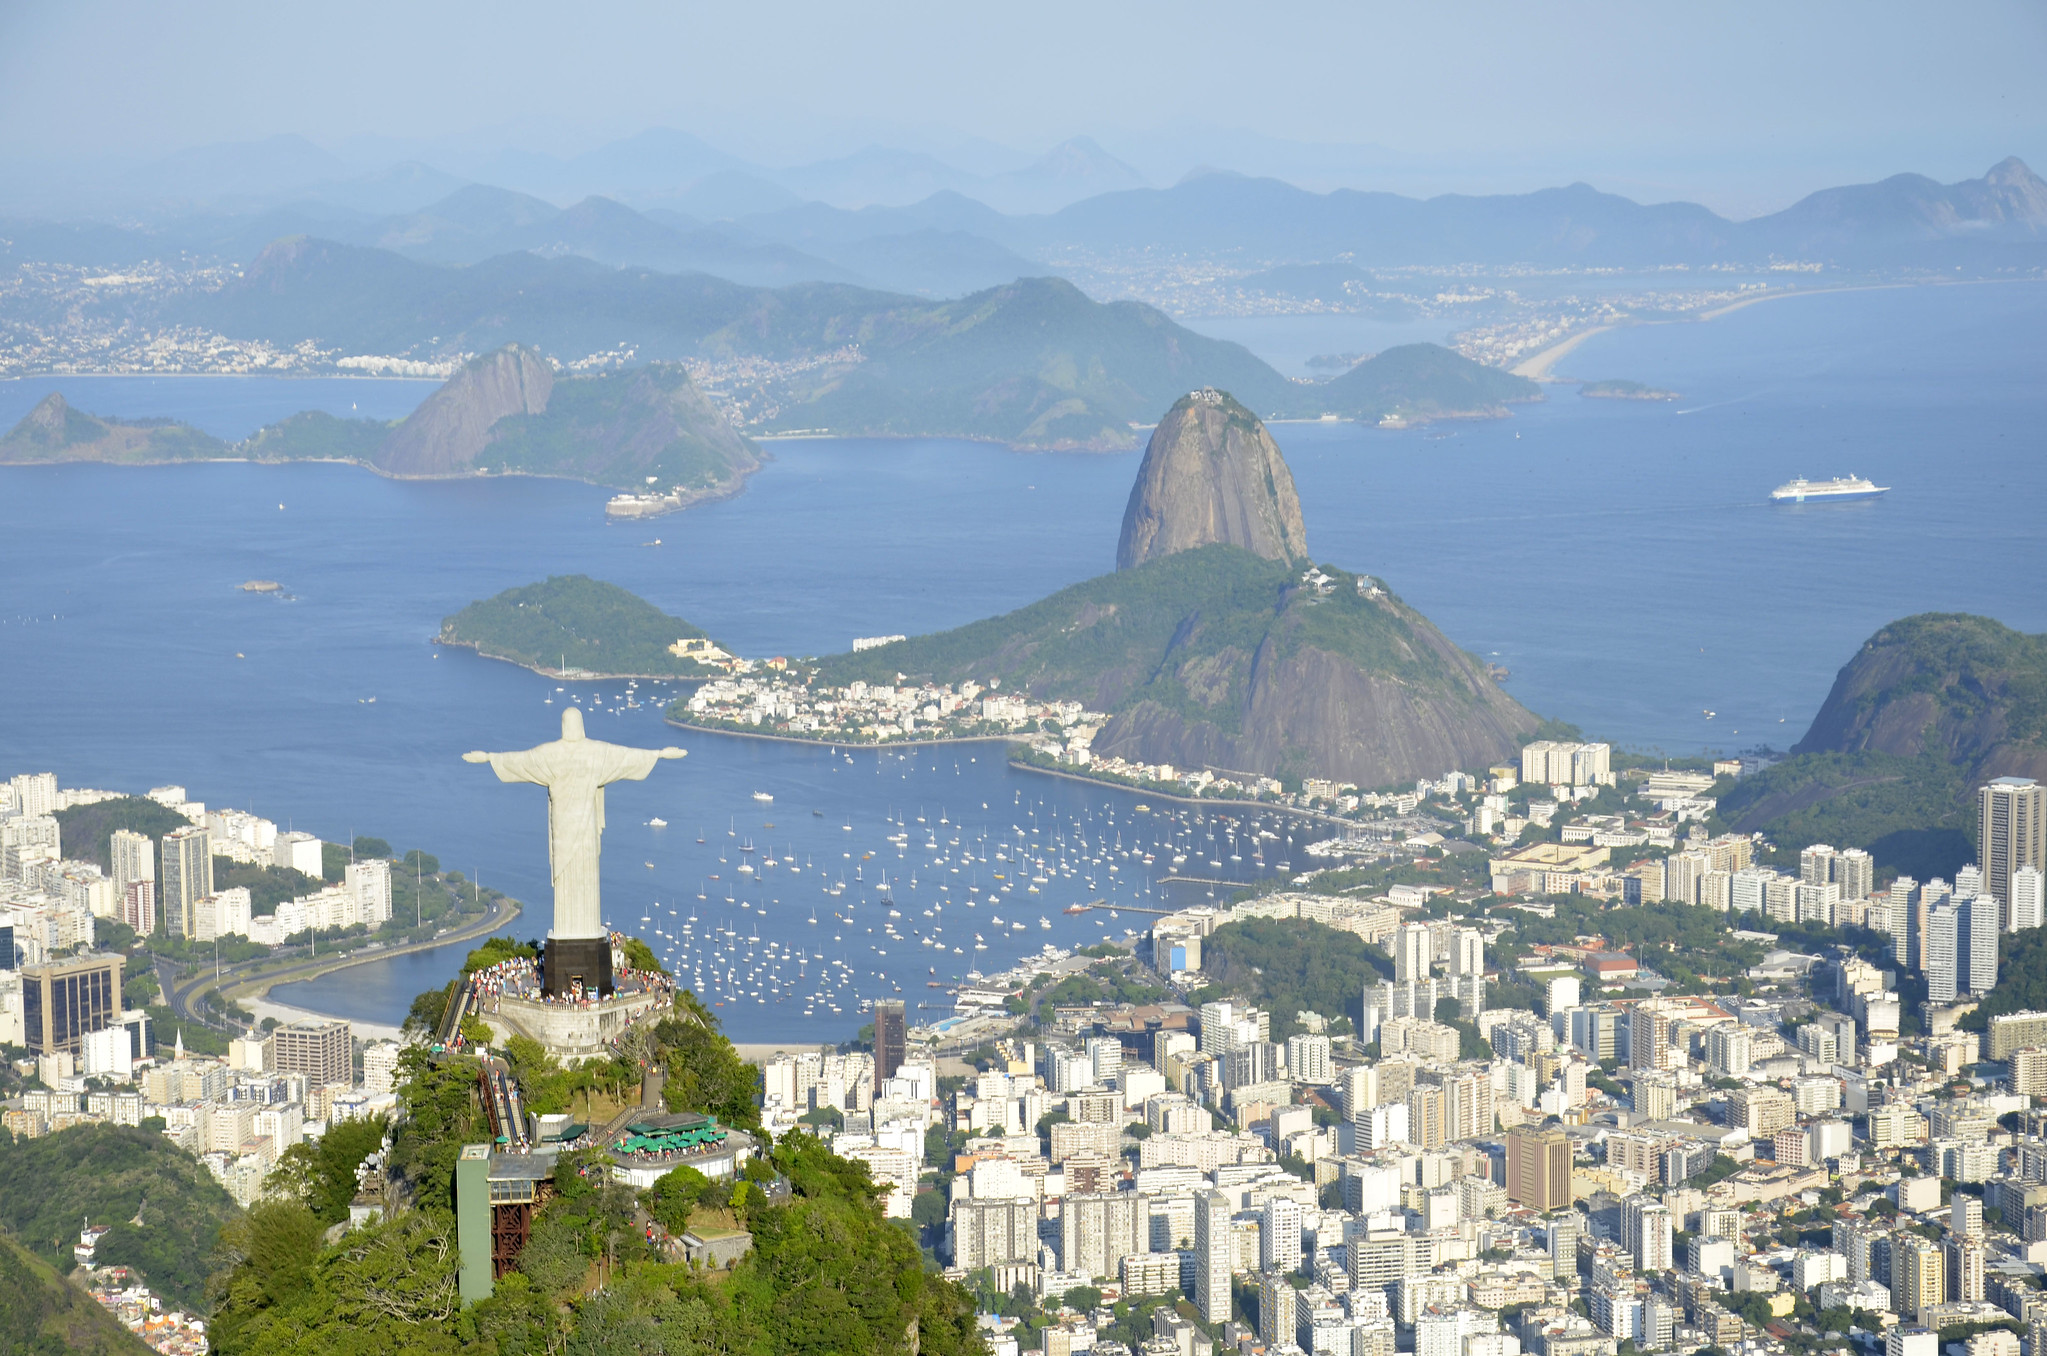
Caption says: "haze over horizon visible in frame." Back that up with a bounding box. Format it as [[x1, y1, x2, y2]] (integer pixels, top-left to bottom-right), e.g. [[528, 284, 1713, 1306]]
[[2, 0, 2043, 218]]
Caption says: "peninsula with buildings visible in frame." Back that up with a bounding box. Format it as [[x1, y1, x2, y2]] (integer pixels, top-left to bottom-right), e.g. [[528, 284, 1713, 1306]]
[[667, 390, 1536, 798]]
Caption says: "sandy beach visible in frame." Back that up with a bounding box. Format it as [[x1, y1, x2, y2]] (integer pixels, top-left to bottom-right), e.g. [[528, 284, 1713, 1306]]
[[1510, 324, 1618, 380], [246, 994, 405, 1042]]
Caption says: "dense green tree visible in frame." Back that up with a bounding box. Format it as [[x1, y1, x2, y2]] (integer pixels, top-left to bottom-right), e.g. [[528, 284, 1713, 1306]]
[[656, 991, 762, 1129], [266, 1115, 387, 1224]]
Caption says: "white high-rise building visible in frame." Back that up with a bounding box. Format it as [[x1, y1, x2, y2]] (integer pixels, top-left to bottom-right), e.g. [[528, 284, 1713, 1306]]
[[1963, 894, 1999, 995], [273, 830, 324, 879], [347, 859, 393, 927], [1061, 1191, 1149, 1281], [9, 773, 58, 818], [1086, 1036, 1123, 1086], [1285, 1033, 1332, 1084], [1835, 848, 1875, 900], [2012, 867, 2046, 932], [194, 887, 253, 942], [1261, 1197, 1303, 1273], [1450, 928, 1484, 977], [1198, 1001, 1237, 1056], [109, 830, 155, 895], [1927, 901, 1961, 1004], [1194, 1189, 1232, 1323], [1393, 922, 1432, 983]]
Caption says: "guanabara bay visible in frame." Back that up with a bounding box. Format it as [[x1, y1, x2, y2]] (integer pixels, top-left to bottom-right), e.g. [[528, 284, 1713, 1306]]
[[4, 11, 2046, 1356]]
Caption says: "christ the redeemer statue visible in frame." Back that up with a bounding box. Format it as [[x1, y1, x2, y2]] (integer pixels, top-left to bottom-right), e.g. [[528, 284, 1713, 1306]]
[[464, 707, 683, 997]]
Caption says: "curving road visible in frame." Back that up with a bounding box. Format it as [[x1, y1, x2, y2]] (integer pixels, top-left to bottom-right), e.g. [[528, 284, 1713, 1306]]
[[156, 892, 521, 1032]]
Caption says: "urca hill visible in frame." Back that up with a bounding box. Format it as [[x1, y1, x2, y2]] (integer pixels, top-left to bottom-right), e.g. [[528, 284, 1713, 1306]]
[[824, 390, 1538, 788]]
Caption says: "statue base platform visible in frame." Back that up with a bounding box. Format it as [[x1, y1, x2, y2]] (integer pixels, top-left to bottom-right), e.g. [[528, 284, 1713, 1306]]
[[483, 988, 664, 1064], [544, 936, 614, 998]]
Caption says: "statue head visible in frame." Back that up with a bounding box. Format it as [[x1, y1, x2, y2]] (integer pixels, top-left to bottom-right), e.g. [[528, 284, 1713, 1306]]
[[561, 707, 586, 740]]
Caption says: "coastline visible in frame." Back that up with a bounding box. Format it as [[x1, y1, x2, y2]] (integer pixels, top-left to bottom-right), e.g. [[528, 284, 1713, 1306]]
[[196, 896, 522, 1037], [662, 712, 1390, 834], [1509, 277, 2047, 382], [437, 636, 718, 684], [1511, 325, 1618, 380], [1008, 754, 1363, 831], [664, 713, 1023, 751]]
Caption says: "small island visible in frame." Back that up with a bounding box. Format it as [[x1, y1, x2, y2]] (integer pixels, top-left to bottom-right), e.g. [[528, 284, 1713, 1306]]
[[438, 575, 736, 679], [1316, 343, 1543, 426], [1580, 378, 1680, 401]]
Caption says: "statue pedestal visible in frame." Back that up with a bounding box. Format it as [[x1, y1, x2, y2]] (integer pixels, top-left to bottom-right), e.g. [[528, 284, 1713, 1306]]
[[544, 936, 614, 998], [483, 988, 664, 1064]]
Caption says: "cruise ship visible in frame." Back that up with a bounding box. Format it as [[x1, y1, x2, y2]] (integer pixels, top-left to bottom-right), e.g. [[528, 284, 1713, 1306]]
[[1770, 475, 1889, 503]]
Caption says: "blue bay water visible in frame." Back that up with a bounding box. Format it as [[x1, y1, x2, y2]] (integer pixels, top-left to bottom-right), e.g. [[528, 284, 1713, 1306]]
[[1, 280, 2042, 1038]]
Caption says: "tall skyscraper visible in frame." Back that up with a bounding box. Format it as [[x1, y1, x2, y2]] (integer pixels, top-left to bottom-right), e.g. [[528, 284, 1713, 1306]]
[[1261, 1197, 1303, 1273], [109, 829, 154, 894], [872, 1000, 906, 1094], [1450, 928, 1484, 977], [159, 825, 212, 939], [1194, 1189, 1232, 1323], [1506, 1125, 1572, 1211], [1962, 894, 2000, 995], [1982, 778, 2045, 925], [1393, 922, 1432, 983], [1628, 999, 1679, 1071], [1626, 1198, 1672, 1270], [1548, 1212, 1582, 1277], [1061, 1191, 1149, 1281], [1927, 901, 1961, 1004], [1258, 1271, 1296, 1347], [1893, 1235, 1945, 1321], [1835, 848, 1875, 900], [1887, 877, 1922, 967], [1198, 1000, 1237, 1055]]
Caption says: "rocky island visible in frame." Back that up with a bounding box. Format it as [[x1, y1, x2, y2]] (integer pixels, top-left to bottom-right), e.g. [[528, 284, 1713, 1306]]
[[1315, 343, 1542, 426], [1579, 378, 1680, 401], [0, 393, 225, 463]]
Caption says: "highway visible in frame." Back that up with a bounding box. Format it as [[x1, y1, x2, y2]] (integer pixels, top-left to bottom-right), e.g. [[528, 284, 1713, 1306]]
[[155, 891, 521, 1033]]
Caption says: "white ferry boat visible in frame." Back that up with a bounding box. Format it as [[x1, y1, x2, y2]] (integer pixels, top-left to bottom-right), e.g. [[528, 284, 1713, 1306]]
[[1770, 475, 1889, 503], [751, 791, 774, 803]]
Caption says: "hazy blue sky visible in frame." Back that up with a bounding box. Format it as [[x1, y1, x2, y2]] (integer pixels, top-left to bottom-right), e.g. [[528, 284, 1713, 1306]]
[[2, 0, 2042, 210]]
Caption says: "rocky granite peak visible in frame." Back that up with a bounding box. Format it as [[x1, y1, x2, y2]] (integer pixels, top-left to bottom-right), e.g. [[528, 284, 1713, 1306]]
[[375, 343, 555, 476], [1116, 389, 1308, 571], [18, 393, 71, 442]]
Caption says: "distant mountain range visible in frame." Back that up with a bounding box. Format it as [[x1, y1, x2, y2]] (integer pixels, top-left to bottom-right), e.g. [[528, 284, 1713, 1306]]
[[164, 241, 1546, 446], [6, 157, 2042, 303]]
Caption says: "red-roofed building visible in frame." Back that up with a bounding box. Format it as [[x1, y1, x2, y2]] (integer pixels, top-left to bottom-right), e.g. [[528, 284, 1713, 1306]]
[[1586, 952, 1639, 981]]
